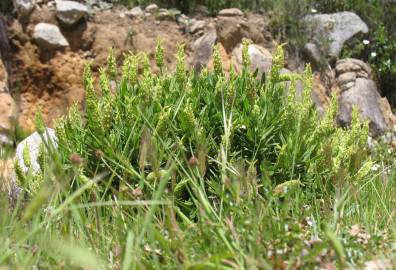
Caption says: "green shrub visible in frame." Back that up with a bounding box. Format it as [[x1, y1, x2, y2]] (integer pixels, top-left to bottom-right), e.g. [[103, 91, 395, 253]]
[[8, 42, 394, 270], [15, 42, 368, 215]]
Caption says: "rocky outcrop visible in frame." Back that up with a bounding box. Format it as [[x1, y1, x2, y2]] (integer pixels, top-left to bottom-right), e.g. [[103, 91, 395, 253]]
[[33, 23, 69, 50], [56, 0, 88, 26], [336, 58, 396, 136], [304, 12, 368, 66]]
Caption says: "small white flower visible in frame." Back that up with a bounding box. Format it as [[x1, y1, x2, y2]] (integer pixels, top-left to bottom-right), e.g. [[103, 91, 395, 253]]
[[311, 8, 317, 13], [371, 164, 380, 172], [241, 125, 247, 130], [363, 39, 370, 45], [371, 52, 377, 57]]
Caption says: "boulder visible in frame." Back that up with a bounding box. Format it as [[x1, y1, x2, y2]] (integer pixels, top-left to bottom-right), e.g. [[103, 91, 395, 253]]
[[145, 4, 158, 13], [192, 29, 217, 72], [13, 0, 36, 17], [0, 92, 17, 140], [125, 6, 143, 18], [33, 23, 69, 50], [304, 12, 368, 65], [232, 43, 272, 76], [218, 8, 243, 17], [216, 17, 242, 53], [15, 128, 58, 175], [56, 0, 88, 26], [336, 59, 396, 136]]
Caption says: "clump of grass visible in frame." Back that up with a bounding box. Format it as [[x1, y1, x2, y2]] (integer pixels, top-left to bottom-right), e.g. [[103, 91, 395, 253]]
[[2, 41, 396, 269]]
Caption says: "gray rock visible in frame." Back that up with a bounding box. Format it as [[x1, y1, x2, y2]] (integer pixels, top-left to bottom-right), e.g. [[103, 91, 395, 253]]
[[125, 6, 143, 18], [336, 58, 396, 136], [336, 58, 371, 77], [337, 72, 356, 87], [218, 8, 243, 17], [0, 134, 12, 146], [15, 128, 58, 175], [232, 43, 273, 76], [340, 81, 355, 92], [56, 0, 88, 26], [338, 78, 392, 136], [188, 20, 206, 34], [305, 12, 368, 63], [145, 3, 158, 13], [192, 29, 217, 72], [13, 0, 36, 17], [303, 42, 325, 68], [33, 23, 69, 50]]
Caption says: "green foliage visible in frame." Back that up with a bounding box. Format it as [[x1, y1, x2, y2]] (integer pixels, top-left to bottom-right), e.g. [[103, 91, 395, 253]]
[[50, 46, 372, 213], [2, 44, 396, 269]]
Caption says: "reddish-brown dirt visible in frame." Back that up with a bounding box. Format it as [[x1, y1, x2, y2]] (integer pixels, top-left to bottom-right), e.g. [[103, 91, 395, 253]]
[[7, 5, 196, 132]]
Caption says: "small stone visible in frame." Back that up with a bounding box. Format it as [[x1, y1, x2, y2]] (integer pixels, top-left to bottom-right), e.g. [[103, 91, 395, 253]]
[[56, 0, 88, 26], [0, 134, 12, 145], [13, 0, 36, 17], [33, 23, 69, 50], [176, 14, 189, 27], [337, 71, 356, 85], [145, 4, 158, 13], [125, 6, 143, 18], [188, 20, 206, 34], [218, 8, 243, 17], [157, 8, 171, 20]]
